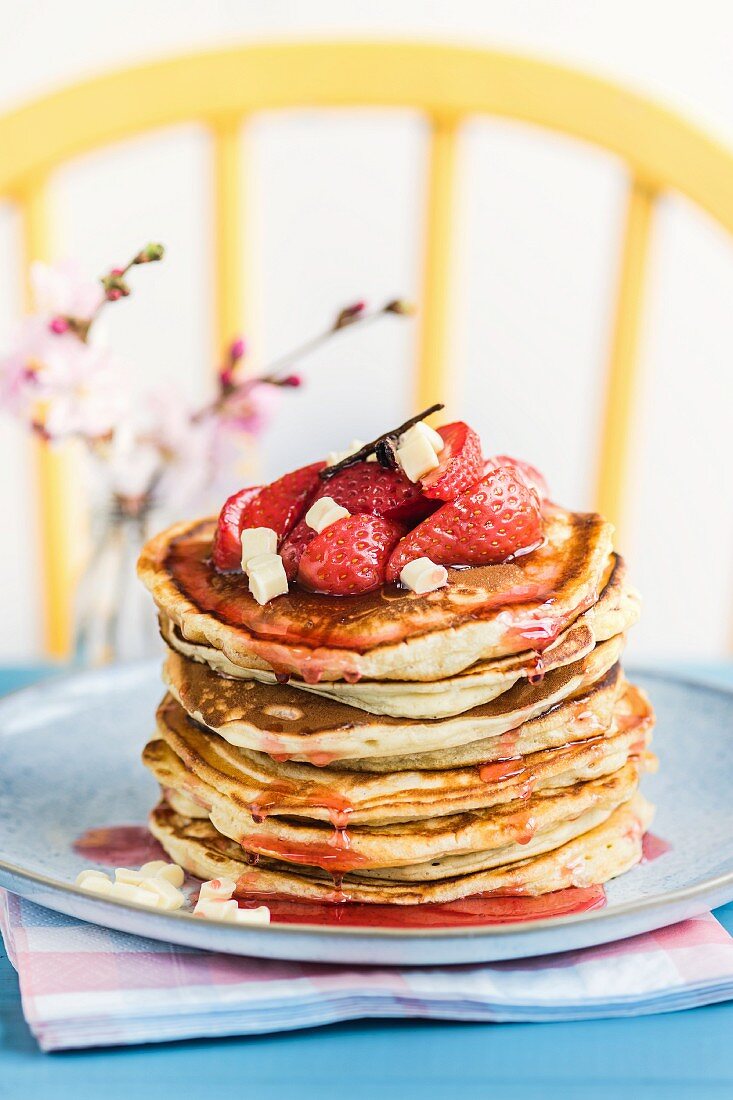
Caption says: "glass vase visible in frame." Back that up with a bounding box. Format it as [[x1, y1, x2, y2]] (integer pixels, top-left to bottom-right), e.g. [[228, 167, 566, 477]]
[[73, 498, 161, 666]]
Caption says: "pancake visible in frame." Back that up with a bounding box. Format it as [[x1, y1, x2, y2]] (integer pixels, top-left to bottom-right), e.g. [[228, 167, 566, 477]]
[[162, 634, 624, 763], [148, 681, 653, 826], [146, 736, 642, 869], [158, 553, 639, 718], [138, 505, 615, 683], [148, 794, 654, 905], [345, 666, 648, 772]]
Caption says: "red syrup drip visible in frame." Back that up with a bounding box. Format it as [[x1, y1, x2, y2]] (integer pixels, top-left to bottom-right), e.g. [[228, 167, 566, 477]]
[[234, 885, 607, 928], [73, 825, 167, 867], [641, 833, 672, 863], [527, 651, 546, 685], [241, 832, 368, 874]]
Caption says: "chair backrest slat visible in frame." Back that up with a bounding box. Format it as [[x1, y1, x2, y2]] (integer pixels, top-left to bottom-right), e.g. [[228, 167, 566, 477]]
[[211, 117, 245, 363], [19, 177, 84, 657], [415, 114, 460, 411], [595, 177, 657, 534]]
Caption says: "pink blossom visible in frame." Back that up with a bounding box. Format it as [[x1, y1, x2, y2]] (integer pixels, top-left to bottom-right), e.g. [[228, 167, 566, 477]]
[[219, 379, 280, 436], [30, 260, 104, 321], [39, 343, 126, 439], [0, 316, 60, 416]]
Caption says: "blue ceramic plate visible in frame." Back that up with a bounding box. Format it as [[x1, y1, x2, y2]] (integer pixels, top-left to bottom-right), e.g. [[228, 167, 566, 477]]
[[0, 663, 731, 966]]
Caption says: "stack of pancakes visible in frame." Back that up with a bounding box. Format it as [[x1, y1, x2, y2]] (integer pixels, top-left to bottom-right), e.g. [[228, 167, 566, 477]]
[[138, 503, 656, 906]]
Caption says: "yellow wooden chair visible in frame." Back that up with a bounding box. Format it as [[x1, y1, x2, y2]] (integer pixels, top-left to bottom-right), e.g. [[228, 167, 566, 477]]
[[1, 42, 732, 657]]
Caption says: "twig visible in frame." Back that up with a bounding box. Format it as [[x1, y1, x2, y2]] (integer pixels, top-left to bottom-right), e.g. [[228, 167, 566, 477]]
[[319, 403, 444, 480]]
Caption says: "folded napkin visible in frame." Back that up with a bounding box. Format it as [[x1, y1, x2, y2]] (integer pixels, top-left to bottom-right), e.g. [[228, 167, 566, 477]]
[[3, 890, 733, 1051]]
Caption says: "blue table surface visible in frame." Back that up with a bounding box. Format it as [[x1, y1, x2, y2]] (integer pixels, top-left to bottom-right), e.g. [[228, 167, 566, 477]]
[[1, 663, 733, 1099]]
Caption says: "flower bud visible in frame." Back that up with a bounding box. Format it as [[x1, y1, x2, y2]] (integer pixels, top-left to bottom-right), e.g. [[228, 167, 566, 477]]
[[135, 243, 165, 264], [333, 301, 366, 330], [229, 337, 246, 363], [384, 299, 415, 316]]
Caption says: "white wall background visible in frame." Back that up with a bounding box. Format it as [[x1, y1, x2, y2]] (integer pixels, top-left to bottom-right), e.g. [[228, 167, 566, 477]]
[[1, 0, 732, 661]]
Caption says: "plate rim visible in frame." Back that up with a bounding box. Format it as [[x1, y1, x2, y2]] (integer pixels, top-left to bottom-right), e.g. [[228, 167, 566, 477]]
[[0, 662, 731, 943]]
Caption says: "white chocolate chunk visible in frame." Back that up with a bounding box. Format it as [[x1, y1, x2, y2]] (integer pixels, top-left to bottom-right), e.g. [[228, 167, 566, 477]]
[[235, 906, 271, 926], [138, 876, 185, 911], [194, 898, 239, 922], [396, 431, 441, 482], [139, 860, 169, 876], [400, 556, 449, 594], [115, 867, 147, 885], [305, 497, 351, 534], [247, 553, 289, 605], [109, 881, 161, 906], [155, 863, 185, 887], [240, 527, 278, 573], [77, 871, 115, 897], [400, 421, 444, 453], [326, 438, 366, 466], [76, 869, 111, 889], [199, 877, 237, 902]]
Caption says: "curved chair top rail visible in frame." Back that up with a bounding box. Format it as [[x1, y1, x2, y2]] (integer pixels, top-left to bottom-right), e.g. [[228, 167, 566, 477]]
[[1, 40, 732, 232]]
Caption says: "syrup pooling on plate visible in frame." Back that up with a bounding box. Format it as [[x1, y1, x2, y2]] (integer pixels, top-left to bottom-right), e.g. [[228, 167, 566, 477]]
[[73, 826, 168, 868], [233, 886, 608, 927]]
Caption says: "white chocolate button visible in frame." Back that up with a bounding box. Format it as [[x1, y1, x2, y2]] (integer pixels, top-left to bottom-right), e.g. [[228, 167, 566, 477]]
[[76, 869, 112, 889], [235, 906, 271, 926], [247, 553, 289, 605], [400, 557, 449, 594], [305, 497, 350, 534], [199, 877, 237, 902], [115, 867, 146, 885], [400, 421, 444, 453], [240, 527, 278, 573], [326, 438, 366, 466], [396, 431, 441, 482], [194, 898, 239, 922], [138, 876, 185, 911], [108, 880, 161, 906], [139, 860, 169, 876], [155, 863, 185, 887]]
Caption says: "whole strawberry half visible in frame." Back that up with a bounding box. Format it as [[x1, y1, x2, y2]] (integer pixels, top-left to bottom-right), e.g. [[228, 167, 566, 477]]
[[485, 454, 550, 502], [212, 485, 262, 571], [298, 513, 404, 596], [386, 466, 543, 581], [239, 461, 325, 543], [421, 421, 483, 501], [280, 462, 435, 580]]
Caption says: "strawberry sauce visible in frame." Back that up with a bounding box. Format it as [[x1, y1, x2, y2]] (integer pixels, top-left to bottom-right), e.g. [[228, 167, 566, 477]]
[[641, 833, 672, 862], [73, 825, 168, 866], [234, 885, 607, 927]]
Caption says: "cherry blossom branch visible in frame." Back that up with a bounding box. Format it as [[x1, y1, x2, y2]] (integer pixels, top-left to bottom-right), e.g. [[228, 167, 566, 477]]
[[196, 298, 415, 424]]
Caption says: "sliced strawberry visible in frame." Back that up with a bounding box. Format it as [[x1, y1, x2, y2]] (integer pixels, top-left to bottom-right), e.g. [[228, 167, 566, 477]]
[[421, 422, 483, 501], [212, 485, 262, 571], [485, 454, 550, 502], [324, 462, 434, 523], [280, 520, 316, 582], [386, 466, 542, 581], [239, 461, 325, 542], [298, 514, 404, 596], [280, 463, 436, 579]]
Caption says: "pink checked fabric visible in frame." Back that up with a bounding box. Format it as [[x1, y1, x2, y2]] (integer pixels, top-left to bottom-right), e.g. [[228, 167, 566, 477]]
[[3, 890, 733, 1050]]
